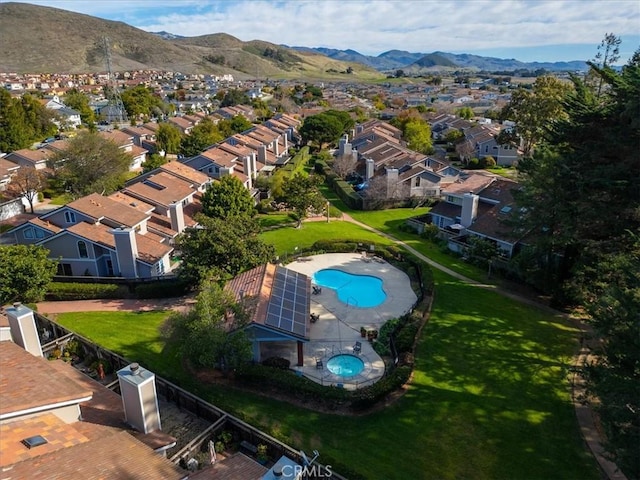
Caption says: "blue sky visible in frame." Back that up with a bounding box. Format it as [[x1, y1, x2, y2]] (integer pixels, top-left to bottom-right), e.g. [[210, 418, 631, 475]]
[[9, 0, 640, 63]]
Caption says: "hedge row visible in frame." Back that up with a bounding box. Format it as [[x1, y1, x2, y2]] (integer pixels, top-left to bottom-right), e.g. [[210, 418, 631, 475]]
[[315, 158, 363, 210], [237, 363, 413, 412], [134, 280, 189, 299], [237, 363, 350, 404], [46, 282, 130, 300], [46, 280, 189, 301]]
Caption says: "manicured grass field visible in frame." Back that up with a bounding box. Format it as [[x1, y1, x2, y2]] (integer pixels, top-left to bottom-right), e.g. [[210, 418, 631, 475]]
[[55, 274, 597, 479], [54, 310, 183, 381], [260, 220, 394, 257]]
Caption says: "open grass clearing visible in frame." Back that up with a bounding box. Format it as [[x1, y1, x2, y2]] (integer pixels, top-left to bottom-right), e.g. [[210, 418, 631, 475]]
[[54, 268, 596, 479], [260, 220, 394, 257]]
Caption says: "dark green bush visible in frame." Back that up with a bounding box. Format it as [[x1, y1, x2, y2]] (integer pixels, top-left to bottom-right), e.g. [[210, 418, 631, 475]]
[[237, 364, 349, 403], [46, 282, 129, 300], [262, 356, 291, 370], [135, 280, 189, 299], [351, 366, 412, 410], [395, 321, 420, 353], [373, 317, 399, 356]]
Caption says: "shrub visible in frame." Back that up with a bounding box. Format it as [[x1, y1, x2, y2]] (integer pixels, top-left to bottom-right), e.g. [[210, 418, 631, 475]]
[[482, 155, 496, 168], [373, 317, 400, 356], [257, 199, 276, 214], [467, 157, 480, 169], [395, 321, 420, 353], [46, 282, 129, 300], [90, 358, 112, 374], [135, 280, 189, 299], [421, 224, 440, 240], [351, 366, 412, 410], [262, 356, 291, 370]]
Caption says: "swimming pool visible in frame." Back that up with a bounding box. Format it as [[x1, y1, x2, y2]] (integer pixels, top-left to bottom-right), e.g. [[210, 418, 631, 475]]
[[326, 354, 365, 377], [312, 269, 386, 308]]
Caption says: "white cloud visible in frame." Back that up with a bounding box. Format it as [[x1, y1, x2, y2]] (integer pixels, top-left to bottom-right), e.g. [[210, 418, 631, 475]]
[[10, 0, 640, 58]]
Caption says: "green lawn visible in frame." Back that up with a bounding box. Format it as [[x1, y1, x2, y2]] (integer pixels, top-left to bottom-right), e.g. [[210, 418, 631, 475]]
[[54, 269, 597, 479], [260, 221, 394, 257]]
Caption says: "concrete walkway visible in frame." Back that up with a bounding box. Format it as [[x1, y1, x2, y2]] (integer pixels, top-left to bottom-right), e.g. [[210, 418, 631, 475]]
[[286, 253, 417, 389], [33, 213, 623, 479], [337, 213, 626, 480]]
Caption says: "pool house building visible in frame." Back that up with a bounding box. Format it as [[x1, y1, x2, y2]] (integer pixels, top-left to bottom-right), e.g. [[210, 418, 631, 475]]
[[225, 263, 311, 366]]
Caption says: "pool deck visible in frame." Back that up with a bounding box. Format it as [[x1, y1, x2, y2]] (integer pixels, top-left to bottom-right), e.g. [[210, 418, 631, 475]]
[[285, 253, 418, 389]]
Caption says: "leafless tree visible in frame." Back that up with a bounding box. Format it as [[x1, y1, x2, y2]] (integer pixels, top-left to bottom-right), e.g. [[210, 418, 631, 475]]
[[363, 174, 409, 208], [7, 168, 46, 213], [455, 137, 475, 163], [333, 152, 358, 179]]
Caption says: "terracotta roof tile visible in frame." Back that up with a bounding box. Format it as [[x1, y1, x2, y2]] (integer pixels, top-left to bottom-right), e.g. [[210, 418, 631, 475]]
[[190, 453, 267, 480], [0, 341, 92, 417], [0, 413, 91, 467], [160, 161, 210, 185], [4, 429, 186, 479], [124, 171, 195, 207], [65, 222, 172, 265], [98, 129, 133, 147], [107, 191, 155, 214], [67, 193, 149, 228]]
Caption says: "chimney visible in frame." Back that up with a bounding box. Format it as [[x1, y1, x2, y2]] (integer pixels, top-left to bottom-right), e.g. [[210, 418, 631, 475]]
[[272, 138, 279, 157], [168, 201, 185, 233], [461, 192, 479, 227], [386, 168, 399, 198], [350, 128, 356, 140], [258, 144, 267, 164], [242, 156, 253, 189], [117, 363, 162, 434], [365, 158, 375, 180], [249, 151, 258, 178], [6, 303, 43, 357], [283, 133, 288, 152], [111, 227, 138, 278], [338, 134, 350, 157]]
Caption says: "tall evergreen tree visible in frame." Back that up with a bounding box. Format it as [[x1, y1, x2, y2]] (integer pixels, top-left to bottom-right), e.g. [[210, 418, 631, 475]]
[[513, 43, 640, 477]]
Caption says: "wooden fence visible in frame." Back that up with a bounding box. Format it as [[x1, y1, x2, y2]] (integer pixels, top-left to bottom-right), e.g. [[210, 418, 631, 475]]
[[35, 313, 344, 480]]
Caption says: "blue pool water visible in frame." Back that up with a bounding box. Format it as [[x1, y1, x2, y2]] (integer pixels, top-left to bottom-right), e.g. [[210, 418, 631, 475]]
[[312, 269, 386, 308], [326, 354, 365, 377]]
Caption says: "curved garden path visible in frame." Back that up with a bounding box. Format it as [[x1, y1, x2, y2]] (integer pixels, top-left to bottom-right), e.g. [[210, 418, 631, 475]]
[[36, 213, 626, 480], [336, 213, 626, 480]]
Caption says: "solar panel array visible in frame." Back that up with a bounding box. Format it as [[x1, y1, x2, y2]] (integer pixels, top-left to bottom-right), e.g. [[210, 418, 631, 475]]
[[265, 266, 310, 338]]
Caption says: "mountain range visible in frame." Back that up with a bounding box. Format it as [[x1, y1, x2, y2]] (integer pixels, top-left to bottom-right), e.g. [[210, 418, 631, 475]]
[[0, 2, 587, 77], [291, 47, 588, 73]]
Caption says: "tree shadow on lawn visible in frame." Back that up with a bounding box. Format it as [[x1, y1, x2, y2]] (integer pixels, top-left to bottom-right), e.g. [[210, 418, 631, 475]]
[[391, 380, 598, 480]]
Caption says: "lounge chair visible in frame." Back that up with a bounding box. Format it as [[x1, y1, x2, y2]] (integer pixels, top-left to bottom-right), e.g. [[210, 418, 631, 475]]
[[312, 285, 322, 295], [316, 359, 323, 369], [361, 252, 371, 263], [353, 341, 362, 354], [310, 313, 319, 323]]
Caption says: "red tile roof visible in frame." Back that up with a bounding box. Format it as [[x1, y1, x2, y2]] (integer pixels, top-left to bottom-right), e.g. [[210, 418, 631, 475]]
[[124, 171, 195, 207], [0, 341, 92, 418], [66, 222, 172, 265], [67, 193, 149, 228]]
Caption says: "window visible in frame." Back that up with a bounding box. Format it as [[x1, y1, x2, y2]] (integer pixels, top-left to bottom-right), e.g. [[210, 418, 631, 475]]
[[64, 211, 76, 224], [78, 241, 88, 258], [106, 259, 114, 276], [57, 263, 72, 276], [24, 228, 34, 239], [415, 176, 421, 187], [34, 229, 45, 239], [155, 261, 165, 276]]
